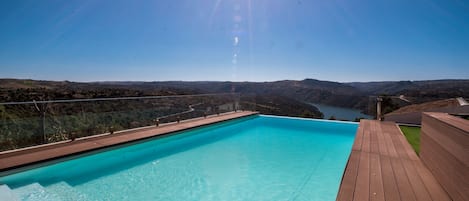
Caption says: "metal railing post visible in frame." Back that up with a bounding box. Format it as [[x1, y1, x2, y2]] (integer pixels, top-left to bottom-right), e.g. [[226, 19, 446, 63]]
[[377, 97, 383, 121]]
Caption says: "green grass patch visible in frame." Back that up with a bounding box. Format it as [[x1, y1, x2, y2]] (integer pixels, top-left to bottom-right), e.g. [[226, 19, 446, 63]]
[[399, 126, 421, 155]]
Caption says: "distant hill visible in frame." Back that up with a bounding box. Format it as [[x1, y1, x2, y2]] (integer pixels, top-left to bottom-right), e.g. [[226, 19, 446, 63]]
[[0, 78, 324, 123], [1, 78, 468, 112], [347, 81, 416, 95], [91, 79, 366, 109], [347, 79, 469, 98]]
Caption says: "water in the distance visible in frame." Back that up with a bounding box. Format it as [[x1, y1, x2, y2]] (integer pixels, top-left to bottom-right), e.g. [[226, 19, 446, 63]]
[[1, 115, 357, 201], [312, 103, 372, 121]]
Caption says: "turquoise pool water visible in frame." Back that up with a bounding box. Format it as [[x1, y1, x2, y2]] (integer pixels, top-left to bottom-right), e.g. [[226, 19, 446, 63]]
[[0, 115, 358, 201]]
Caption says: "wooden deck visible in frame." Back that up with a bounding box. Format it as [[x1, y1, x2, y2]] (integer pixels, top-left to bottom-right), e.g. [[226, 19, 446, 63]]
[[421, 113, 469, 201], [337, 120, 451, 201], [0, 111, 258, 173]]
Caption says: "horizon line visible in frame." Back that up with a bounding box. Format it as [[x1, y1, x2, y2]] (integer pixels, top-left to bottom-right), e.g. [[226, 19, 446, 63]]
[[1, 77, 469, 84]]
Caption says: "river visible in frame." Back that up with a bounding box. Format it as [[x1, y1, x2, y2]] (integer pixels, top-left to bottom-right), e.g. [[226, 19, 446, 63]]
[[311, 103, 373, 121]]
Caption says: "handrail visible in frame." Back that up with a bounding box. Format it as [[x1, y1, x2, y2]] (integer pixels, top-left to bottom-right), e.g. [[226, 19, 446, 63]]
[[0, 93, 239, 105], [157, 103, 203, 120]]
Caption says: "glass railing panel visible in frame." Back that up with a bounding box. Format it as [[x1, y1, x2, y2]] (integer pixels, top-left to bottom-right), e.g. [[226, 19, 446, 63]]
[[0, 93, 251, 152]]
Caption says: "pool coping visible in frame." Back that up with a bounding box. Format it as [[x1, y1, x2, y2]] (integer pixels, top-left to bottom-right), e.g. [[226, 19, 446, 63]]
[[0, 111, 258, 174]]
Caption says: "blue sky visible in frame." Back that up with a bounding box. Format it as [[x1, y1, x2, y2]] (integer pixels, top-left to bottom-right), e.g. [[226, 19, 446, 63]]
[[0, 0, 468, 82]]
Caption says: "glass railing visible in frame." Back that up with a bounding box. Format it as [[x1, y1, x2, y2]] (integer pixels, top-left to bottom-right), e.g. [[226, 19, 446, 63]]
[[0, 93, 257, 152]]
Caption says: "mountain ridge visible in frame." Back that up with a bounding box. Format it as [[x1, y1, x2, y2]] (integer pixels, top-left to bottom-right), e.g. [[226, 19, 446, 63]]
[[1, 78, 468, 112]]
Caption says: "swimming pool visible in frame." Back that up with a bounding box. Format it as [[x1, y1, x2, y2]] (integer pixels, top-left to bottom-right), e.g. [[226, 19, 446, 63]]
[[0, 115, 358, 201]]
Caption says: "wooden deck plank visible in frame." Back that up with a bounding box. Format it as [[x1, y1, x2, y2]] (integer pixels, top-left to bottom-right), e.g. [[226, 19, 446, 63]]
[[352, 122, 364, 151], [336, 151, 361, 201], [388, 128, 412, 161], [389, 157, 417, 201], [338, 120, 450, 201], [362, 130, 371, 153], [428, 112, 469, 132], [369, 153, 385, 201], [420, 133, 468, 201], [375, 124, 388, 156], [369, 122, 380, 154], [389, 125, 437, 201], [379, 156, 400, 201], [352, 120, 371, 201], [369, 122, 385, 201], [422, 114, 469, 166], [421, 113, 469, 201], [400, 161, 433, 201], [375, 123, 400, 201], [381, 124, 417, 201], [353, 151, 370, 201], [381, 128, 398, 159], [412, 160, 452, 201]]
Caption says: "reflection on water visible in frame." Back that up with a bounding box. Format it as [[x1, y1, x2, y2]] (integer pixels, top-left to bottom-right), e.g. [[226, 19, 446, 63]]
[[311, 103, 372, 121]]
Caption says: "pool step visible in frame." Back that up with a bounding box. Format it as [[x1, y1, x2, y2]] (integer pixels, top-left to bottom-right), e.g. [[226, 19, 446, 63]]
[[13, 183, 62, 201], [46, 182, 89, 201], [0, 184, 20, 201]]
